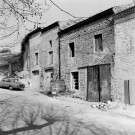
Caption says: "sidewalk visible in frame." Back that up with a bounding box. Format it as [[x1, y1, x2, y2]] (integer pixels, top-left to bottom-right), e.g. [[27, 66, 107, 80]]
[[108, 105, 135, 119], [54, 95, 135, 119]]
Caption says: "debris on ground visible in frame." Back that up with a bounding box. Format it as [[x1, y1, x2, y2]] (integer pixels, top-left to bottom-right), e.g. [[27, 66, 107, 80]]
[[91, 101, 119, 110]]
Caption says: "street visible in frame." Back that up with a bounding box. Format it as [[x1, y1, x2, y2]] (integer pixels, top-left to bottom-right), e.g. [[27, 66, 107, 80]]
[[0, 88, 135, 135]]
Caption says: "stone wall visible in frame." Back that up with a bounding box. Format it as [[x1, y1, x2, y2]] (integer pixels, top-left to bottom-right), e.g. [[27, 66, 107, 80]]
[[60, 16, 115, 99], [29, 32, 41, 89], [23, 42, 30, 72], [40, 27, 59, 79], [114, 11, 135, 102], [40, 27, 59, 75], [79, 68, 87, 100]]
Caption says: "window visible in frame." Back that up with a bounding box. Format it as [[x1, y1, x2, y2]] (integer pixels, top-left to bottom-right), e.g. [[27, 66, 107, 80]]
[[71, 72, 79, 90], [6, 79, 11, 82], [49, 40, 52, 47], [69, 42, 75, 57], [94, 34, 103, 51], [35, 52, 38, 65], [32, 70, 39, 75], [49, 51, 53, 64], [51, 72, 53, 78]]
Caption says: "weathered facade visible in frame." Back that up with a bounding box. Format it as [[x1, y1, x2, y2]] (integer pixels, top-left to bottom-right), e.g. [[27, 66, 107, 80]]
[[21, 21, 74, 90], [59, 8, 115, 101], [21, 37, 30, 72], [21, 28, 41, 88], [40, 22, 60, 91], [29, 29, 41, 88], [20, 4, 135, 103], [114, 5, 135, 103]]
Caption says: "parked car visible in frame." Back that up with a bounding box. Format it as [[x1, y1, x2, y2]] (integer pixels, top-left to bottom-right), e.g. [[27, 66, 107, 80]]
[[0, 77, 25, 90]]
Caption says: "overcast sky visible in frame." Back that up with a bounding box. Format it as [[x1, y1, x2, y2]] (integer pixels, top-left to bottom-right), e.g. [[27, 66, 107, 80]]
[[43, 0, 133, 26], [0, 0, 133, 52]]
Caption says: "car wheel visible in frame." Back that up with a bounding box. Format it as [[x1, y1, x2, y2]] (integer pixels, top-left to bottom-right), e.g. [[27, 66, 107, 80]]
[[21, 88, 24, 91], [9, 86, 13, 90]]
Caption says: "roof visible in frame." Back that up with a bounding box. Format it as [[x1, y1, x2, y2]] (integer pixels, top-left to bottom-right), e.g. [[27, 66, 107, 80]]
[[22, 28, 41, 45], [114, 4, 135, 21], [41, 22, 59, 33], [58, 4, 134, 36], [58, 8, 115, 36]]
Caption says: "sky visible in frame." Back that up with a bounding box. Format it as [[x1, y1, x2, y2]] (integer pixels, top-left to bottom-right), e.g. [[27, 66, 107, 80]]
[[0, 0, 134, 52], [42, 0, 133, 25]]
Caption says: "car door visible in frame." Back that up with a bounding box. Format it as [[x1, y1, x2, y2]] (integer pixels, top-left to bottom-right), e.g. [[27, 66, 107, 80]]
[[1, 79, 9, 88], [0, 79, 6, 87], [5, 79, 12, 88], [44, 71, 53, 91]]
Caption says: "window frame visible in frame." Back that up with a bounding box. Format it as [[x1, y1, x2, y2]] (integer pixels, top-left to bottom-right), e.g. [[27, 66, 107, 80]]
[[94, 34, 103, 52]]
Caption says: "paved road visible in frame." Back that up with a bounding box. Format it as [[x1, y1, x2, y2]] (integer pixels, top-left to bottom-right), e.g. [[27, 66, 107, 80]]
[[0, 88, 135, 135]]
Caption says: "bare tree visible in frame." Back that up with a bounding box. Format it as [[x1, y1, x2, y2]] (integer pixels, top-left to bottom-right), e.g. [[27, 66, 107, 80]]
[[0, 0, 51, 48], [0, 0, 81, 49]]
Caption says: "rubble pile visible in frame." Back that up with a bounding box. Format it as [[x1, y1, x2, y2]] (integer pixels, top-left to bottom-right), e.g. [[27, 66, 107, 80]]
[[91, 101, 118, 110]]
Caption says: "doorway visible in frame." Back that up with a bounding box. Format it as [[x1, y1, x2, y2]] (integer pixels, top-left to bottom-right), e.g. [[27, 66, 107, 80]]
[[87, 64, 111, 102], [44, 69, 53, 91]]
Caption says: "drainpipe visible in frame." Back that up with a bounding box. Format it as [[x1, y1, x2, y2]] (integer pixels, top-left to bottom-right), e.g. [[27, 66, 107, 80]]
[[58, 26, 61, 79]]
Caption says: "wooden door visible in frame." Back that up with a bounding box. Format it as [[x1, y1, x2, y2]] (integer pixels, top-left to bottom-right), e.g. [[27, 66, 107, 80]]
[[87, 64, 111, 102], [99, 65, 111, 102], [44, 70, 53, 91], [87, 66, 99, 102]]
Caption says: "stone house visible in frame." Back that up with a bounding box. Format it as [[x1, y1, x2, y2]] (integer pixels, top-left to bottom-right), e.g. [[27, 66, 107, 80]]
[[21, 20, 77, 90], [39, 22, 60, 91], [21, 28, 41, 88], [59, 8, 117, 102], [114, 5, 135, 104], [21, 4, 135, 103], [39, 20, 79, 91]]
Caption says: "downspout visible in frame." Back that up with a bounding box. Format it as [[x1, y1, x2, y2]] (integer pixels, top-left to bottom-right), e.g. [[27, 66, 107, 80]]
[[58, 26, 61, 79]]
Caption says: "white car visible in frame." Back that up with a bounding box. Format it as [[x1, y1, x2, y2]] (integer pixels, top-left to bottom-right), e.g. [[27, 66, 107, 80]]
[[0, 77, 25, 90]]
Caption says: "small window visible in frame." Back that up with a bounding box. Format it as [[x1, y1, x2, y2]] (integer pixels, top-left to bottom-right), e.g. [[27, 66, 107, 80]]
[[69, 42, 75, 57], [51, 72, 53, 78], [49, 51, 53, 64], [32, 70, 39, 75], [71, 72, 79, 90], [6, 79, 11, 82], [35, 52, 38, 65], [49, 40, 52, 47], [94, 34, 103, 51]]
